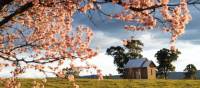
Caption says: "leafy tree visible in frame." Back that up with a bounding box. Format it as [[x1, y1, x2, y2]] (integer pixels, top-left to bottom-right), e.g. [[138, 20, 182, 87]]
[[155, 48, 181, 79], [63, 67, 81, 78], [106, 38, 143, 76], [184, 64, 197, 79], [124, 39, 143, 59], [106, 46, 127, 74]]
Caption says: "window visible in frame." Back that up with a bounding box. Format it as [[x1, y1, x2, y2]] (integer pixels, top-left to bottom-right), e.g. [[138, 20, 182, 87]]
[[151, 69, 153, 75]]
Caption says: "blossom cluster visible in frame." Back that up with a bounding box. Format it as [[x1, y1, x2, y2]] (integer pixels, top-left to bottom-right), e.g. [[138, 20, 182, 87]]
[[111, 0, 191, 50]]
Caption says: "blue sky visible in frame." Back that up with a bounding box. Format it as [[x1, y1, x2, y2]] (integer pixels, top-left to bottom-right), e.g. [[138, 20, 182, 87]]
[[72, 5, 200, 76]]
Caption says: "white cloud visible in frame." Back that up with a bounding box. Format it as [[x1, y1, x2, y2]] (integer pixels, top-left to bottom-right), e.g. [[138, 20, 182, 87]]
[[139, 33, 200, 72], [1, 28, 199, 78], [80, 53, 118, 76], [174, 42, 200, 71], [86, 31, 200, 76]]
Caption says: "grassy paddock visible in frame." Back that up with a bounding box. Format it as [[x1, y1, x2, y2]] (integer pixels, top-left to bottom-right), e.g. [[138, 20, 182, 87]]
[[1, 78, 200, 88]]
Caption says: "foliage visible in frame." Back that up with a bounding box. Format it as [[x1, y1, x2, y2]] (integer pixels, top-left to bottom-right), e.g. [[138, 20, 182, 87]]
[[63, 67, 81, 78], [155, 48, 181, 79], [106, 38, 143, 75], [123, 38, 144, 59], [184, 64, 197, 79], [106, 46, 127, 74]]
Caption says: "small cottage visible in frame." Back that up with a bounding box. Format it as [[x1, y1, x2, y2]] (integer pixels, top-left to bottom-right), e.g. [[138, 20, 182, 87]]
[[124, 58, 156, 79]]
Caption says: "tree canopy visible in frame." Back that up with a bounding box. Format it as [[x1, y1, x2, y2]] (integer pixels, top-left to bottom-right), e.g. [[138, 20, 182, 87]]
[[184, 64, 197, 79], [106, 37, 143, 75], [155, 48, 181, 79]]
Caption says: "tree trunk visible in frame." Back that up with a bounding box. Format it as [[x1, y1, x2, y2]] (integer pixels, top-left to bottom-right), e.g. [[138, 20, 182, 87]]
[[164, 72, 167, 79], [164, 67, 167, 79]]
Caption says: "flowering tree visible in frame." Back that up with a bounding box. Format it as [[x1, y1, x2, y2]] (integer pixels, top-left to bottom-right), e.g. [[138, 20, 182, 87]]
[[1, 0, 98, 87], [0, 0, 200, 87]]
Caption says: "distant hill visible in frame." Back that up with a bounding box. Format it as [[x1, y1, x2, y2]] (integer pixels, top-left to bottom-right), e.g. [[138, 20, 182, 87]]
[[80, 71, 200, 79], [80, 75, 121, 79], [168, 70, 200, 79], [80, 75, 97, 78]]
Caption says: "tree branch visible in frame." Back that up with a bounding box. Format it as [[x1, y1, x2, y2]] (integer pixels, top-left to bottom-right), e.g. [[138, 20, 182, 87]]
[[0, 0, 14, 11], [95, 0, 200, 12], [0, 2, 33, 27]]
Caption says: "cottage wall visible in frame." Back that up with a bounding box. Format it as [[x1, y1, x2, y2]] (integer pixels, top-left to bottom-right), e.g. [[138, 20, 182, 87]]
[[124, 59, 156, 79], [147, 66, 156, 79], [124, 68, 148, 79], [124, 64, 156, 79]]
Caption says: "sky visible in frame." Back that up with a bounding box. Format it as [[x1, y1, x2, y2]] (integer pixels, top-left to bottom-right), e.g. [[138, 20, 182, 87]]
[[72, 4, 200, 76], [1, 2, 200, 78]]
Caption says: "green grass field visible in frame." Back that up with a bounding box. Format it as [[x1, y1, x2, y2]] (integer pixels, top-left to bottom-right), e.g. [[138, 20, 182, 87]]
[[1, 78, 200, 88]]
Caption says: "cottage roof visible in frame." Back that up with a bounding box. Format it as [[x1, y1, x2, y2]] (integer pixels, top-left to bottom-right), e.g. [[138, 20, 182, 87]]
[[124, 58, 155, 68]]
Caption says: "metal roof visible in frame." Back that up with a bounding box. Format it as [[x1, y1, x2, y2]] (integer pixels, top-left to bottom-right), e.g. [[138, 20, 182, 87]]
[[124, 58, 155, 68]]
